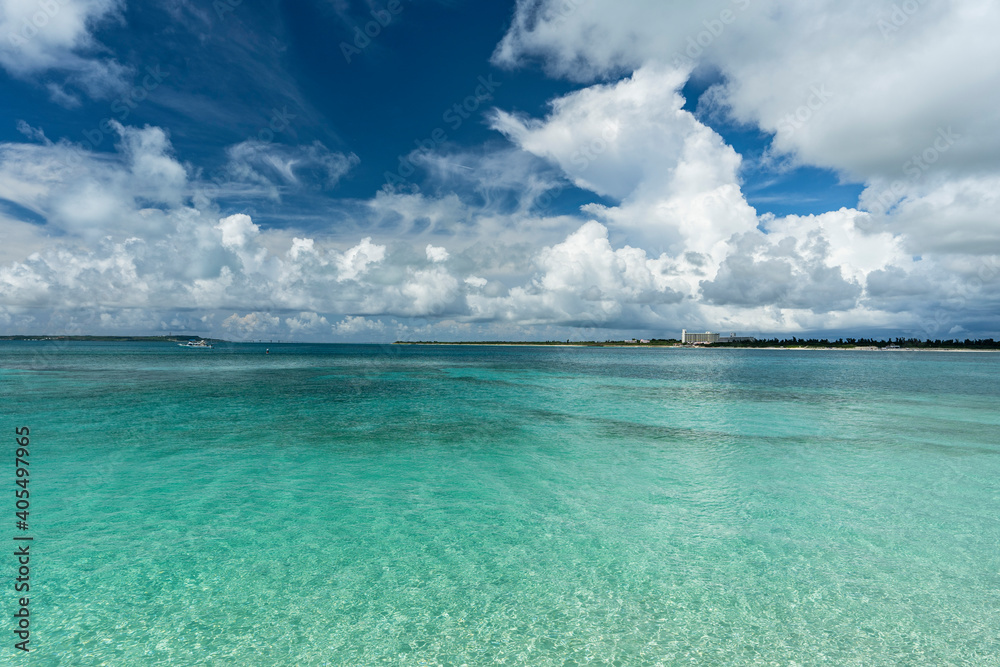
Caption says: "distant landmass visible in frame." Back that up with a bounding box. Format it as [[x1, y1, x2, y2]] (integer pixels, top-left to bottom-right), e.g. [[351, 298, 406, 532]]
[[1, 335, 996, 349], [0, 335, 224, 343], [705, 337, 1000, 349], [395, 339, 679, 347], [395, 337, 1000, 349]]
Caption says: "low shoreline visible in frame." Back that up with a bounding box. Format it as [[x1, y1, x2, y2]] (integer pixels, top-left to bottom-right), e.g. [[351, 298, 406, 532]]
[[1, 337, 995, 351], [743, 346, 998, 352], [393, 342, 999, 351]]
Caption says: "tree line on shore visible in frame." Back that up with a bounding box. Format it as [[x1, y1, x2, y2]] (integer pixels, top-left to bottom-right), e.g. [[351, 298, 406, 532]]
[[705, 337, 1000, 349]]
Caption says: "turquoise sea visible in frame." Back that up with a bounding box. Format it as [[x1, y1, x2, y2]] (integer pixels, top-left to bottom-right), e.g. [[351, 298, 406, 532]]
[[2, 342, 998, 666]]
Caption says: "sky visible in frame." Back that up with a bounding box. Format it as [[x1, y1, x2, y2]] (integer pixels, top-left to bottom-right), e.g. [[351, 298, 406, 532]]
[[1, 0, 998, 342]]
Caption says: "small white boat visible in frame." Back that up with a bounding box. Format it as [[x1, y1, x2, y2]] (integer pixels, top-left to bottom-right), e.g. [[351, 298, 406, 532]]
[[178, 340, 213, 349]]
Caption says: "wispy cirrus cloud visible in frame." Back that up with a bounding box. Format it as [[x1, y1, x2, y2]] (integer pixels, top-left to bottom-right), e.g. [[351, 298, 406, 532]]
[[223, 139, 360, 198]]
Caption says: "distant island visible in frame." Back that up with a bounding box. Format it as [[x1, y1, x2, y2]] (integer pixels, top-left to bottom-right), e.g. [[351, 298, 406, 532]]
[[2, 335, 996, 349], [395, 337, 1000, 350], [395, 339, 678, 347], [0, 335, 224, 343]]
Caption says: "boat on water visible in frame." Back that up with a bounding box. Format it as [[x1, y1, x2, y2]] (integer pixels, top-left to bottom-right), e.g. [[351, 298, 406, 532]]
[[178, 340, 214, 348]]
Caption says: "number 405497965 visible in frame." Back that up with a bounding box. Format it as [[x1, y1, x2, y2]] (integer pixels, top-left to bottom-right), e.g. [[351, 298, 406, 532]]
[[16, 427, 30, 512]]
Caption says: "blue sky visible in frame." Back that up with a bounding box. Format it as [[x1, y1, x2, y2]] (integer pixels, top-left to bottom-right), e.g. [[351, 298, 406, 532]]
[[0, 1, 860, 219], [1, 1, 998, 341]]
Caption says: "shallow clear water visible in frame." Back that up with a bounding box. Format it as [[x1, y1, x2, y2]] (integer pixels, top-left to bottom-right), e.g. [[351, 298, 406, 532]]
[[2, 342, 999, 665]]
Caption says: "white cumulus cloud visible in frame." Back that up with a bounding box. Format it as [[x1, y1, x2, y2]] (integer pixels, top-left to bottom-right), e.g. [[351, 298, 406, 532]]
[[0, 0, 129, 98]]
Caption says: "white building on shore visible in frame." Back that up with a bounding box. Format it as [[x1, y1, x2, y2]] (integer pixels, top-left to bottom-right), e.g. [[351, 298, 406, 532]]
[[681, 330, 720, 344]]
